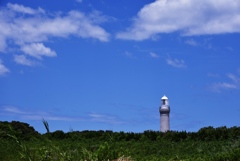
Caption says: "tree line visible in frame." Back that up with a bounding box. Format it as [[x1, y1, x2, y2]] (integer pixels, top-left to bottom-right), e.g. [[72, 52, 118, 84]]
[[1, 121, 240, 160], [1, 121, 239, 142]]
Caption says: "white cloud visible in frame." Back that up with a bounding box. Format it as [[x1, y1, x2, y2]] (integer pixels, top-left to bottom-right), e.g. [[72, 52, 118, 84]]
[[210, 82, 238, 92], [1, 5, 110, 43], [166, 57, 186, 68], [116, 0, 240, 40], [0, 106, 124, 124], [185, 39, 199, 46], [4, 106, 30, 114], [7, 3, 44, 15], [1, 106, 82, 121], [209, 72, 240, 92], [0, 3, 110, 68], [149, 52, 159, 58], [227, 73, 240, 83], [124, 51, 134, 58], [14, 55, 36, 66], [89, 113, 125, 124], [21, 43, 56, 60], [0, 59, 10, 75], [76, 0, 83, 3]]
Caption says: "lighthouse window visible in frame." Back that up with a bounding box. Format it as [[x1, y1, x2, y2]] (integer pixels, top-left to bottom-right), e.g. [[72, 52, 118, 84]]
[[162, 100, 166, 105]]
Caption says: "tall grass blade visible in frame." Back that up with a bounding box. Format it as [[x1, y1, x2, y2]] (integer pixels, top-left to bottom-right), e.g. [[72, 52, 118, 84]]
[[42, 118, 50, 133]]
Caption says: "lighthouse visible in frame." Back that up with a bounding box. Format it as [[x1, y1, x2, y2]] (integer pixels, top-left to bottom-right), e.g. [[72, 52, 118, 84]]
[[159, 95, 170, 132]]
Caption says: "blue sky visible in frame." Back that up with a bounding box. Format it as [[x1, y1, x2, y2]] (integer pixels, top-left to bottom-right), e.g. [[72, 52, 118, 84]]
[[0, 0, 240, 133]]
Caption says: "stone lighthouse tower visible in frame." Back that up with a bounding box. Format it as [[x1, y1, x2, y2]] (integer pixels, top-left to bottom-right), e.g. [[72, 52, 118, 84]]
[[159, 95, 170, 132]]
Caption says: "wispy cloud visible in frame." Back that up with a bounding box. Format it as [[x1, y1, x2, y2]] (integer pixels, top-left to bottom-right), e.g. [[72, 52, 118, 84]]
[[4, 106, 30, 115], [7, 3, 45, 15], [149, 52, 159, 58], [20, 43, 56, 60], [124, 51, 135, 58], [14, 55, 37, 66], [227, 73, 240, 83], [209, 72, 240, 92], [0, 106, 126, 125], [76, 0, 83, 3], [0, 59, 10, 75], [210, 82, 238, 92], [89, 113, 125, 124], [166, 57, 186, 68], [185, 39, 199, 46], [116, 0, 240, 40], [1, 106, 83, 121], [0, 3, 110, 69]]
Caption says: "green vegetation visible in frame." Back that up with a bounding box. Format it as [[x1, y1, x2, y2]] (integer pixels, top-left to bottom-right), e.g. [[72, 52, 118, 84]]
[[1, 121, 240, 160]]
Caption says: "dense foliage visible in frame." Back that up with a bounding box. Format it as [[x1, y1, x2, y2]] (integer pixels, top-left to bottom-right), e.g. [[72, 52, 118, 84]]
[[0, 121, 240, 160]]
